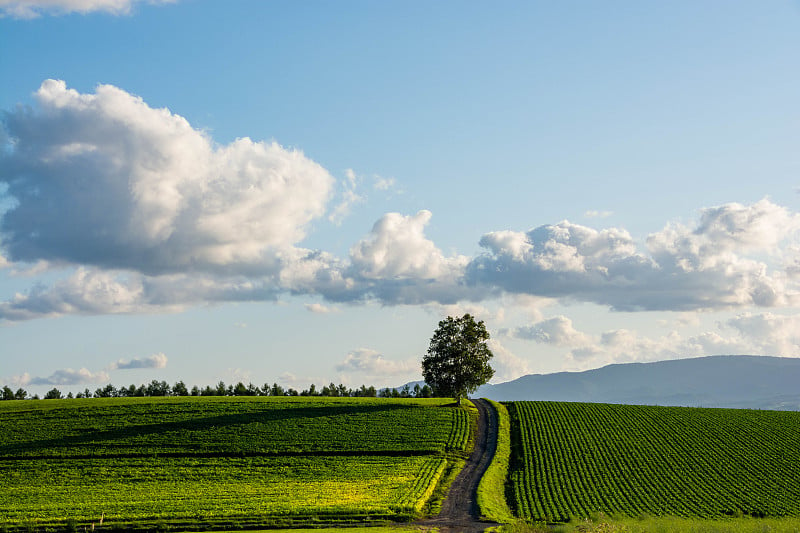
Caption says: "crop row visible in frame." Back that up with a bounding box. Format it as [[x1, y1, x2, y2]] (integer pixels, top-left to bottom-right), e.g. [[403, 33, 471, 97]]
[[507, 401, 800, 522], [444, 405, 472, 452], [391, 456, 448, 512], [0, 397, 469, 458], [0, 455, 448, 527]]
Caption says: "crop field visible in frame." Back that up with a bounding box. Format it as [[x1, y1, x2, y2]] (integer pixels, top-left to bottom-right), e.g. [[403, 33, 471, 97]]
[[507, 401, 800, 522], [0, 397, 473, 530]]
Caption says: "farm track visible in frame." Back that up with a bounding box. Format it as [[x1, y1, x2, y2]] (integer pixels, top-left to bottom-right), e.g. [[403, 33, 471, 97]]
[[415, 398, 501, 533]]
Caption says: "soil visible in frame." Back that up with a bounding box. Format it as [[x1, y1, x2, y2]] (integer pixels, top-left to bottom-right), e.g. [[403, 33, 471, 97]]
[[414, 398, 502, 533]]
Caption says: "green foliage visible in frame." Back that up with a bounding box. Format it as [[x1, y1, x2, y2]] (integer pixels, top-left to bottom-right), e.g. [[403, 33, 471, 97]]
[[477, 399, 515, 524], [0, 396, 470, 458], [0, 397, 471, 529], [422, 314, 494, 405], [0, 455, 446, 526], [507, 401, 800, 522], [43, 387, 62, 400]]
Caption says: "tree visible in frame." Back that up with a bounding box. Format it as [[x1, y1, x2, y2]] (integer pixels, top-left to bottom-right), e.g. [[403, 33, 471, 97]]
[[421, 314, 494, 406], [44, 388, 63, 400], [95, 384, 117, 398], [173, 381, 189, 396], [146, 380, 170, 397]]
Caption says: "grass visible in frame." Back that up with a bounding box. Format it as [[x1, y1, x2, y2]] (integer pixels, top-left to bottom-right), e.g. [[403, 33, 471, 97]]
[[0, 396, 471, 531], [477, 398, 515, 524], [0, 396, 469, 457]]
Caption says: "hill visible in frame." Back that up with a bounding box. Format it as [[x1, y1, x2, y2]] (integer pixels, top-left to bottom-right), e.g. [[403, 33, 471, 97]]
[[477, 355, 800, 409]]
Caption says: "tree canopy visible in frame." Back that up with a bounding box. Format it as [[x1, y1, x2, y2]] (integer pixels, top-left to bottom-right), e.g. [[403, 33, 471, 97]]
[[421, 314, 494, 406]]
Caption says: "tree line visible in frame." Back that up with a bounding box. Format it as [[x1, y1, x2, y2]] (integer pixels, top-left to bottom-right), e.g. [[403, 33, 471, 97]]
[[3, 313, 494, 404], [1, 380, 433, 401]]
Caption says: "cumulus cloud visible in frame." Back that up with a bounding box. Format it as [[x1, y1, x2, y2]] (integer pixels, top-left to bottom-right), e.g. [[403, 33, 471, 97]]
[[514, 315, 592, 347], [108, 352, 167, 370], [727, 312, 800, 356], [24, 367, 110, 386], [4, 81, 800, 322], [1, 80, 333, 276], [336, 348, 419, 377], [467, 199, 800, 311], [0, 0, 174, 18], [0, 268, 155, 320], [350, 211, 464, 280], [339, 210, 478, 305]]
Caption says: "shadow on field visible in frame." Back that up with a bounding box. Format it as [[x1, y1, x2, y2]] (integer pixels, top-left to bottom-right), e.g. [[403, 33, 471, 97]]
[[0, 402, 428, 459]]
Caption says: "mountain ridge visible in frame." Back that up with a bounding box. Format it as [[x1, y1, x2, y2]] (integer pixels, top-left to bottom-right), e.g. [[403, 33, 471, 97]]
[[474, 355, 800, 410]]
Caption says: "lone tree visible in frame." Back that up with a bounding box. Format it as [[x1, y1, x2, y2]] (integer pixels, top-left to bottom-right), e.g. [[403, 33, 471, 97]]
[[422, 314, 494, 406]]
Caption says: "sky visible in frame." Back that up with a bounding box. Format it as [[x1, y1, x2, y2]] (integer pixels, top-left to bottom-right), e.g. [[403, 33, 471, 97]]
[[1, 0, 800, 396]]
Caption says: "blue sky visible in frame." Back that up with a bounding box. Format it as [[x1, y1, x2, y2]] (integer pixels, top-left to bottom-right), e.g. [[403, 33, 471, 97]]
[[2, 0, 800, 395]]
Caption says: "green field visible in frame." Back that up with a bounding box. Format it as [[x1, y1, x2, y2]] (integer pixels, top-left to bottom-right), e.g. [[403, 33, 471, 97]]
[[7, 396, 800, 532], [0, 396, 473, 530], [506, 401, 800, 523]]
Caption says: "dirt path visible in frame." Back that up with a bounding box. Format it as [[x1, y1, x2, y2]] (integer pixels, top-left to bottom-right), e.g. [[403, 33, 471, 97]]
[[414, 398, 501, 533]]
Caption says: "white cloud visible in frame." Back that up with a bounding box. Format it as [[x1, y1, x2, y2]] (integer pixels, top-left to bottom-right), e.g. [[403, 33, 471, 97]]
[[109, 352, 167, 370], [585, 210, 613, 218], [27, 367, 110, 385], [0, 268, 158, 321], [304, 302, 337, 314], [0, 0, 175, 18], [373, 176, 396, 191], [350, 210, 466, 280], [467, 199, 800, 311], [340, 210, 479, 305], [7, 373, 31, 387], [514, 315, 593, 347], [727, 312, 800, 357], [512, 309, 800, 370], [336, 348, 419, 377], [328, 169, 363, 225], [1, 80, 333, 276], [3, 82, 800, 322]]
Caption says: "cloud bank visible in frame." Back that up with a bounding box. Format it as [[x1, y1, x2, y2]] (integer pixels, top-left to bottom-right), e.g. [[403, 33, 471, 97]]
[[467, 199, 800, 311], [13, 367, 110, 386], [512, 312, 800, 369], [2, 80, 800, 323]]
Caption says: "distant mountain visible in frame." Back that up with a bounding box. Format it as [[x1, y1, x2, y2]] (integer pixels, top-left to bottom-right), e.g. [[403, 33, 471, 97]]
[[475, 355, 800, 410]]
